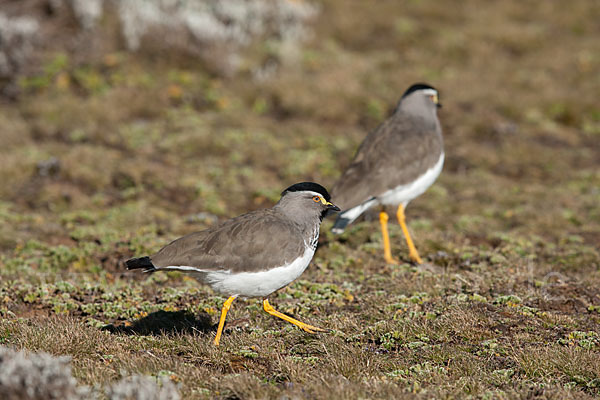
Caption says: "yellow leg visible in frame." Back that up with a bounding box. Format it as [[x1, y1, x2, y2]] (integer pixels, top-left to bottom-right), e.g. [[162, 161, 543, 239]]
[[379, 211, 399, 264], [214, 296, 236, 346], [396, 204, 423, 264], [263, 299, 327, 333]]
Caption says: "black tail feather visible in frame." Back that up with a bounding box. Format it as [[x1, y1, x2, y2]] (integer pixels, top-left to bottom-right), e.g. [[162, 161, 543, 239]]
[[331, 216, 351, 234], [125, 256, 156, 272]]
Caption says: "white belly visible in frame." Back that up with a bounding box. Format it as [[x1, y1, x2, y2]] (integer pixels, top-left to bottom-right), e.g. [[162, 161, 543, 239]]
[[204, 246, 315, 298], [379, 152, 444, 206]]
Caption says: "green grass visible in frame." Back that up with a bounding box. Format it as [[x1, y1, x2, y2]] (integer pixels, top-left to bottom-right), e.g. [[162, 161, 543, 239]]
[[1, 0, 600, 398]]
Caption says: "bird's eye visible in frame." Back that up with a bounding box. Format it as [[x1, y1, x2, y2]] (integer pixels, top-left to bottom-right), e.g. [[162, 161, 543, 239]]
[[312, 196, 321, 203]]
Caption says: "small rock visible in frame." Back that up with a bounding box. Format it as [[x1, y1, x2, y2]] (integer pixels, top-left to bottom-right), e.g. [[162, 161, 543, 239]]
[[36, 157, 61, 177]]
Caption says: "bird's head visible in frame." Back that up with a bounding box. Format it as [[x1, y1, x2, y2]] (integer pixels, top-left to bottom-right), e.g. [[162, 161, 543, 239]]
[[278, 182, 340, 221], [397, 83, 441, 115]]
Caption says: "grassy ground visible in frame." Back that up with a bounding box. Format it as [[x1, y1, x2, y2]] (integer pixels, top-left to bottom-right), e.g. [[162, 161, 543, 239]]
[[1, 0, 600, 398]]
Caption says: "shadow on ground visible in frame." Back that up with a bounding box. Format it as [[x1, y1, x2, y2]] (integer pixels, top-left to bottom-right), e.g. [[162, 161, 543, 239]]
[[102, 310, 214, 336]]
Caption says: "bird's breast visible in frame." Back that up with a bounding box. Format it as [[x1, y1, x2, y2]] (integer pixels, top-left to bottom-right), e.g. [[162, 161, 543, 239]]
[[379, 152, 444, 206], [204, 246, 315, 298]]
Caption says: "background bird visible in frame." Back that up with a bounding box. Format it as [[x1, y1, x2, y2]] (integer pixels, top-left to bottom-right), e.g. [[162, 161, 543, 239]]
[[331, 83, 444, 264], [126, 182, 340, 346]]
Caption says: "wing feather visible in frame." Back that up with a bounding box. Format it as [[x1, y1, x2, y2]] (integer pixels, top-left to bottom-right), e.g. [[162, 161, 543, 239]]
[[332, 113, 442, 210], [150, 209, 306, 273]]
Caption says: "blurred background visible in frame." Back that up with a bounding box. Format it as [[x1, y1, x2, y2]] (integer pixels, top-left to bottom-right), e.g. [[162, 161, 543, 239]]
[[0, 1, 599, 397]]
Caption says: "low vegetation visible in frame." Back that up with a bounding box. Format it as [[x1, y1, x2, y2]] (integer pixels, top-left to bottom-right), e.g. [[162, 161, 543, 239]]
[[0, 0, 599, 398]]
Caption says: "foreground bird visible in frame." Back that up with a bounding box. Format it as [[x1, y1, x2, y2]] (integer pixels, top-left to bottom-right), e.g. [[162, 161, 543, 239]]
[[126, 182, 340, 345], [331, 83, 444, 264]]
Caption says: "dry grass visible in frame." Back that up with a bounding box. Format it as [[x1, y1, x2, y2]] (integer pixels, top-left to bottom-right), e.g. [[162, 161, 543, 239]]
[[1, 0, 599, 398]]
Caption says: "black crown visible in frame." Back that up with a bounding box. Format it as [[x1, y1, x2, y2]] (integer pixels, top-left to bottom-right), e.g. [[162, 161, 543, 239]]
[[282, 182, 331, 201], [401, 83, 437, 99]]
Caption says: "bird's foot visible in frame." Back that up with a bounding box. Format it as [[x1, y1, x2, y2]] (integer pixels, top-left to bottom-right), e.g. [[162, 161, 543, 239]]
[[384, 255, 400, 264], [409, 250, 423, 265], [263, 299, 329, 334], [295, 321, 329, 334]]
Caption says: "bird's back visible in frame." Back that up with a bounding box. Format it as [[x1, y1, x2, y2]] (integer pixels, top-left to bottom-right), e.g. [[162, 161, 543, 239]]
[[332, 111, 443, 211], [150, 209, 307, 273]]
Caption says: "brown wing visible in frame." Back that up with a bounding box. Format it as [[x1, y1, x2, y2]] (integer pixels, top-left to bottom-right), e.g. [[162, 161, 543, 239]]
[[331, 113, 443, 210], [150, 209, 306, 273]]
